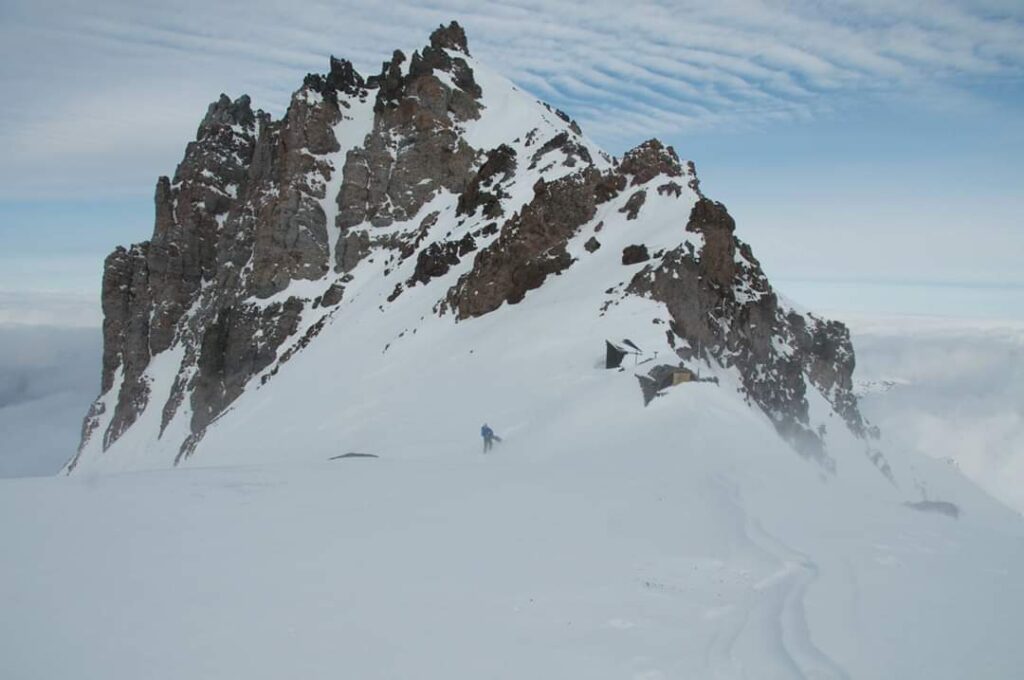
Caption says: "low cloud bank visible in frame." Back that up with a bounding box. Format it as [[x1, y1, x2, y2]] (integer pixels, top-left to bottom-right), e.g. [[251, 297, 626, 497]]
[[0, 324, 101, 477], [0, 290, 102, 328], [850, 316, 1024, 514]]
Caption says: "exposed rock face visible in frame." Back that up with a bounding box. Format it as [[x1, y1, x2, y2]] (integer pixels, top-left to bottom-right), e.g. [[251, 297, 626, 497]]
[[619, 139, 682, 185], [148, 96, 258, 353], [320, 282, 345, 307], [619, 190, 647, 220], [71, 22, 876, 476], [621, 244, 651, 265], [448, 169, 602, 318], [244, 78, 360, 298], [191, 297, 303, 436], [456, 145, 517, 218], [410, 234, 477, 286], [685, 198, 736, 288], [792, 313, 868, 438], [624, 199, 877, 467], [304, 57, 366, 99], [71, 64, 370, 467], [336, 22, 480, 235], [658, 181, 682, 198], [529, 131, 593, 170], [99, 244, 152, 447], [428, 20, 471, 54]]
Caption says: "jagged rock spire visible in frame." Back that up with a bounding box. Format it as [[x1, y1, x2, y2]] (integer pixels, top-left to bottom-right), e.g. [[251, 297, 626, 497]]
[[619, 139, 682, 185], [430, 20, 470, 55], [326, 57, 364, 93], [197, 94, 254, 139]]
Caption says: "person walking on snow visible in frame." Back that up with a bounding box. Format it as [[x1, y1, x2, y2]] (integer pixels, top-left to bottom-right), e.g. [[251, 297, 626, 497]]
[[481, 423, 501, 452]]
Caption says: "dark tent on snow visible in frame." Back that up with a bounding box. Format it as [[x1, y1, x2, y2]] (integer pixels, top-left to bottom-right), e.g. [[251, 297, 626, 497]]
[[605, 339, 642, 369]]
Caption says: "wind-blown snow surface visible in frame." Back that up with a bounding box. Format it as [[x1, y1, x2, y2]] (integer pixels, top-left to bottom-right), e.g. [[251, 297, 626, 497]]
[[3, 401, 1023, 679]]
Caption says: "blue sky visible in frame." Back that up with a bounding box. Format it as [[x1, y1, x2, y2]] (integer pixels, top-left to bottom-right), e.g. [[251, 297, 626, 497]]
[[1, 0, 1022, 320]]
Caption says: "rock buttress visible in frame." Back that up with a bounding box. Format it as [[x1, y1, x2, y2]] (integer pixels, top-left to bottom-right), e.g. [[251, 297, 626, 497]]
[[448, 168, 602, 318]]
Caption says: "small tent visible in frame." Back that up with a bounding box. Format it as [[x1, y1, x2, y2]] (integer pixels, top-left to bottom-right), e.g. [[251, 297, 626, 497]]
[[605, 339, 642, 369], [606, 341, 627, 369]]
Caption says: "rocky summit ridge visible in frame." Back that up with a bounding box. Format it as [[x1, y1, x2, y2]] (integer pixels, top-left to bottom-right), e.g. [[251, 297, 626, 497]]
[[68, 21, 887, 476]]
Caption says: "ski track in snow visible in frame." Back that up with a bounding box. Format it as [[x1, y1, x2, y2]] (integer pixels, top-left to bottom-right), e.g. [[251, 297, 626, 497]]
[[709, 476, 850, 680]]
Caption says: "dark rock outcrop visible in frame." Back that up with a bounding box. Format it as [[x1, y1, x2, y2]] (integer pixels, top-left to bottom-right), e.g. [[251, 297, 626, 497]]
[[624, 199, 876, 467], [457, 145, 517, 218], [685, 198, 736, 289], [619, 139, 682, 185], [99, 244, 152, 448], [429, 20, 471, 55], [244, 84, 347, 298], [320, 282, 345, 307], [448, 169, 601, 318], [410, 234, 477, 286], [657, 181, 682, 198], [620, 190, 647, 220], [148, 95, 258, 352], [192, 297, 303, 434], [336, 23, 481, 234], [622, 244, 650, 265], [305, 57, 367, 99], [529, 131, 593, 170], [73, 64, 363, 463]]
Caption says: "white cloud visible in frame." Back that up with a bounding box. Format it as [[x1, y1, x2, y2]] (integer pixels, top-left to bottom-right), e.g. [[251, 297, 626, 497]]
[[0, 323, 101, 478], [0, 0, 1020, 199], [0, 290, 102, 328], [0, 0, 1020, 298], [850, 315, 1024, 513]]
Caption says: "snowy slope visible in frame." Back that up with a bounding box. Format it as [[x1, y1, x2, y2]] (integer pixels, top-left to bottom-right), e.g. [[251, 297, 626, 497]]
[[3, 397, 1022, 678]]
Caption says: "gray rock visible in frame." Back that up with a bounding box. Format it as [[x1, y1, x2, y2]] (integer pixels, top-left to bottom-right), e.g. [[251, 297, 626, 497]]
[[190, 297, 304, 437], [448, 169, 601, 318], [619, 190, 647, 220], [619, 139, 682, 185], [624, 198, 852, 468], [621, 244, 650, 264], [456, 145, 517, 218], [97, 244, 153, 449], [335, 27, 481, 240], [321, 282, 345, 307]]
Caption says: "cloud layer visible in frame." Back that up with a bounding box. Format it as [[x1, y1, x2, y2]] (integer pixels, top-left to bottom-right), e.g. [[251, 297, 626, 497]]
[[0, 324, 100, 477], [852, 316, 1024, 514], [1, 0, 1021, 199]]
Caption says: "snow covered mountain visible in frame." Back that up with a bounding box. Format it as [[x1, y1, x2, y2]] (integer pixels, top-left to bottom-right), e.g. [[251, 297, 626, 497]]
[[5, 21, 1024, 679], [68, 22, 883, 476]]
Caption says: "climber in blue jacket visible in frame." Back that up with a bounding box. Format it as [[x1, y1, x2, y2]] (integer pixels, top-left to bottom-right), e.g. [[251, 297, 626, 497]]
[[481, 423, 501, 452]]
